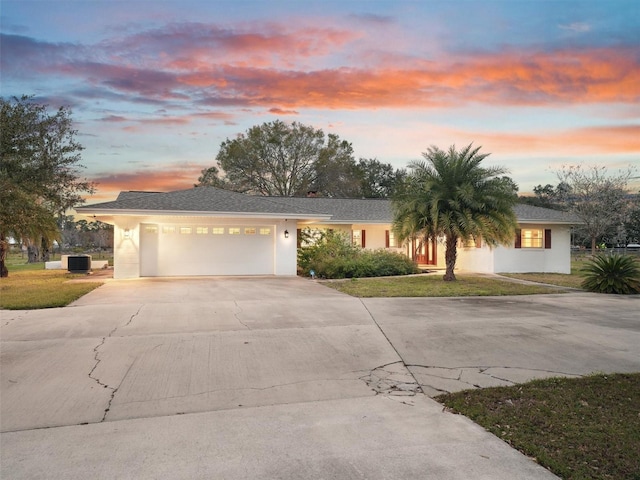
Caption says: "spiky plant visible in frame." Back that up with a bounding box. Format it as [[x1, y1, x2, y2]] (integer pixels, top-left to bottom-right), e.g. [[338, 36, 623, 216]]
[[581, 254, 640, 294]]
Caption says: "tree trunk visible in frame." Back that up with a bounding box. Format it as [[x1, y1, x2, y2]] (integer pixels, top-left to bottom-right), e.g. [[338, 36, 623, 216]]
[[591, 236, 597, 255], [41, 237, 51, 262], [0, 233, 8, 278], [27, 244, 39, 263], [443, 235, 458, 281]]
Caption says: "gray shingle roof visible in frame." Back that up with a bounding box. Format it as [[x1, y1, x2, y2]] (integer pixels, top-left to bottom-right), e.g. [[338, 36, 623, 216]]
[[79, 187, 580, 225], [78, 187, 329, 217], [513, 204, 581, 224], [269, 197, 393, 223]]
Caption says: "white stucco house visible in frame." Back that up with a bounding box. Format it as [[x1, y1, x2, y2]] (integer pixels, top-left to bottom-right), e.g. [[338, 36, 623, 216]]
[[76, 186, 580, 279]]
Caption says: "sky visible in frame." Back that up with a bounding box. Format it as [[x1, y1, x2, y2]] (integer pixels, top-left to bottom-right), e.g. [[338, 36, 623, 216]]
[[2, 0, 639, 202]]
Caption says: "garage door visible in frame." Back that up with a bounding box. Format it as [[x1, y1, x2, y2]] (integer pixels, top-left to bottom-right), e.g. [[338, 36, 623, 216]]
[[140, 223, 275, 276]]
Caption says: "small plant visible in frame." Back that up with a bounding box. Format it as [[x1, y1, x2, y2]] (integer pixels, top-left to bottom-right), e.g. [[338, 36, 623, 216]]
[[581, 254, 640, 294]]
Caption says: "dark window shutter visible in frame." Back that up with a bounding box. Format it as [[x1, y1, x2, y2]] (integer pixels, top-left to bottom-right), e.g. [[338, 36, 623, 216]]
[[544, 229, 552, 249], [515, 229, 522, 248], [361, 230, 366, 248], [296, 228, 302, 248], [385, 230, 390, 248]]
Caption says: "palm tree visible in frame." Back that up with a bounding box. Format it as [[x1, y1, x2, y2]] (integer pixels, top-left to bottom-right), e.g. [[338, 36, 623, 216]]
[[393, 144, 518, 281]]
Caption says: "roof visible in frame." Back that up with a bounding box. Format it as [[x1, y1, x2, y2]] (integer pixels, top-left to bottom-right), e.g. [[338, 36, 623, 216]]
[[513, 204, 580, 224], [77, 187, 331, 219], [268, 197, 393, 223], [78, 187, 580, 225]]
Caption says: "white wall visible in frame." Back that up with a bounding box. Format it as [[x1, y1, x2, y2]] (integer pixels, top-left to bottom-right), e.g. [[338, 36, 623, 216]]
[[113, 221, 141, 279], [493, 225, 572, 274], [457, 244, 495, 273], [275, 219, 297, 275]]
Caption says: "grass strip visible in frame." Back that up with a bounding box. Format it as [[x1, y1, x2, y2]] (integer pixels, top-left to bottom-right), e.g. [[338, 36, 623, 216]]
[[323, 274, 565, 297], [0, 270, 103, 309], [436, 373, 640, 480]]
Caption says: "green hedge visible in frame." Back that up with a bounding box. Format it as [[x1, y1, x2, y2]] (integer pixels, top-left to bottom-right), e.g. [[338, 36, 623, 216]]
[[297, 229, 419, 279]]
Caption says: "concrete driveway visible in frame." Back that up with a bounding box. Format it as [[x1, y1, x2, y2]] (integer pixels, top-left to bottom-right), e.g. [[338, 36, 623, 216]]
[[1, 277, 638, 479]]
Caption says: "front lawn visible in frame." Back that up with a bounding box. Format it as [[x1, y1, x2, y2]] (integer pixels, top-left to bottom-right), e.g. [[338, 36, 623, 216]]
[[0, 269, 104, 309], [436, 373, 640, 480], [323, 274, 566, 297]]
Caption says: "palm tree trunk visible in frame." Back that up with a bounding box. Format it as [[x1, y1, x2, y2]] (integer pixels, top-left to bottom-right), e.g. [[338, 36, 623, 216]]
[[444, 235, 458, 281]]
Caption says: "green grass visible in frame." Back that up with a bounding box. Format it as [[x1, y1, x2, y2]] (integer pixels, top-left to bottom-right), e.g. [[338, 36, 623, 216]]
[[500, 258, 589, 289], [323, 274, 565, 297], [501, 255, 640, 291], [436, 373, 640, 480], [0, 269, 104, 309], [500, 272, 585, 289]]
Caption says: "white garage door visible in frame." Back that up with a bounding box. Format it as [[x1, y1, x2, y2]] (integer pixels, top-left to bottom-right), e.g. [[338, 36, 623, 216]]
[[140, 223, 275, 276]]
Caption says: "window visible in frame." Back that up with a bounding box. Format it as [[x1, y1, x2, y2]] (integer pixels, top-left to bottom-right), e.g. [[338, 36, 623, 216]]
[[144, 225, 158, 234], [352, 229, 366, 248], [522, 229, 542, 248], [196, 227, 208, 235], [385, 230, 398, 248], [244, 227, 256, 235], [212, 227, 224, 235], [162, 226, 175, 234], [180, 227, 192, 235], [515, 229, 551, 249], [228, 227, 241, 235], [259, 228, 271, 235]]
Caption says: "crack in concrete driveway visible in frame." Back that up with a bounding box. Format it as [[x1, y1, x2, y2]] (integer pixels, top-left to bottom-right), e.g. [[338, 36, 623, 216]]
[[88, 306, 142, 421]]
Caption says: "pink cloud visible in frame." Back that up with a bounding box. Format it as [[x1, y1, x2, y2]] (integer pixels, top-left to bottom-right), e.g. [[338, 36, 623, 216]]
[[89, 162, 207, 201], [460, 124, 640, 155]]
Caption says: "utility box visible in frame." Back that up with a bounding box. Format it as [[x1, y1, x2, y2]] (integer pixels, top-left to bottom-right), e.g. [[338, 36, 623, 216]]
[[67, 255, 91, 274]]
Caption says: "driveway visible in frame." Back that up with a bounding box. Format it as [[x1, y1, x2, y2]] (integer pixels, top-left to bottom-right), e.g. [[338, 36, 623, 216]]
[[2, 277, 638, 479]]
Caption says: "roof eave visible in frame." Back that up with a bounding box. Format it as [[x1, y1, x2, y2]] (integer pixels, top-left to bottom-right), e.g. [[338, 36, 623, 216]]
[[75, 207, 332, 221], [517, 219, 583, 225]]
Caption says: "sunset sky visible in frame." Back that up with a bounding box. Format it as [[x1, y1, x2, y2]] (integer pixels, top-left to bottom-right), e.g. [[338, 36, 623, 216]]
[[2, 0, 639, 202]]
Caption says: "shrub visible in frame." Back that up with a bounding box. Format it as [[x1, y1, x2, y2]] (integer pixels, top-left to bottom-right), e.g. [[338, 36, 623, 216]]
[[581, 254, 640, 294], [297, 229, 418, 279]]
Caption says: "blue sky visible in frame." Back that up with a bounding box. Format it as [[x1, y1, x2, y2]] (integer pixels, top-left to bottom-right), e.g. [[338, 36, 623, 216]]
[[2, 0, 639, 201]]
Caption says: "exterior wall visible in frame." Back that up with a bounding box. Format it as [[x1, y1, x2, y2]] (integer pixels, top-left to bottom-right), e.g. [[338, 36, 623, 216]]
[[113, 220, 141, 279], [457, 243, 495, 273], [352, 224, 389, 250], [300, 223, 403, 253], [110, 215, 573, 278], [275, 220, 297, 276], [493, 224, 572, 274]]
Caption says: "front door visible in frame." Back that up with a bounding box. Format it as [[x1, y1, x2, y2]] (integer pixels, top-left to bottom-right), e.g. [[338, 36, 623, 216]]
[[413, 237, 437, 265]]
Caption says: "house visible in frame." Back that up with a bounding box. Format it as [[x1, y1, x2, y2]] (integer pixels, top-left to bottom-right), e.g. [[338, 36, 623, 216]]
[[76, 186, 579, 279]]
